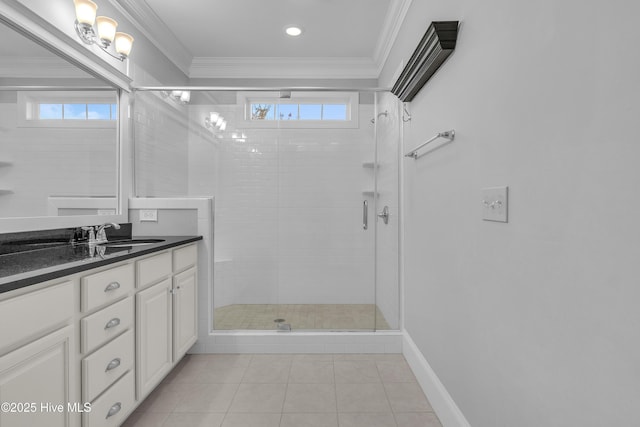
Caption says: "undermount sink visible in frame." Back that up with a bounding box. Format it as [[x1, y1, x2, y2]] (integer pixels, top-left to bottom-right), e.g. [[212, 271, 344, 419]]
[[98, 239, 165, 247]]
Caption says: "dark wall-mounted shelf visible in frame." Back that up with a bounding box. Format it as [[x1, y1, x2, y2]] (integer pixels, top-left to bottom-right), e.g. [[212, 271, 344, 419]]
[[392, 21, 459, 102]]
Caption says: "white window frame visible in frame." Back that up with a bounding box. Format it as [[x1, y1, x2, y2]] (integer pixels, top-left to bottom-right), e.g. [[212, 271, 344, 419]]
[[237, 91, 359, 129], [17, 91, 118, 129]]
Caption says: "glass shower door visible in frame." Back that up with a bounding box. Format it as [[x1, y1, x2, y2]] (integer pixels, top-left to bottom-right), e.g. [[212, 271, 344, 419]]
[[373, 91, 401, 330], [271, 90, 378, 331], [132, 88, 398, 331]]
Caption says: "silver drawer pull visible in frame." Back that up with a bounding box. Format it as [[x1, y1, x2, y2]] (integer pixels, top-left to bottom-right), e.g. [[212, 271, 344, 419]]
[[104, 281, 120, 292], [106, 402, 121, 419], [105, 358, 121, 372], [104, 318, 121, 330]]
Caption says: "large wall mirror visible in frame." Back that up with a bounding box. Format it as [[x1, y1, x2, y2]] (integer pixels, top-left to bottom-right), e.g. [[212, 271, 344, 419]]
[[0, 13, 125, 230]]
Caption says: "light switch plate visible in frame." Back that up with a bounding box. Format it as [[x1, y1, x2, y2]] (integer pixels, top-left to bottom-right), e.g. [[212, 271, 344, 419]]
[[482, 186, 508, 222], [139, 209, 158, 222]]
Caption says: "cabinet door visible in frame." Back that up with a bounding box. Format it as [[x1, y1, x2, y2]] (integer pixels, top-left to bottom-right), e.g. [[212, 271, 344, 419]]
[[136, 278, 172, 399], [173, 267, 198, 361], [0, 326, 74, 427]]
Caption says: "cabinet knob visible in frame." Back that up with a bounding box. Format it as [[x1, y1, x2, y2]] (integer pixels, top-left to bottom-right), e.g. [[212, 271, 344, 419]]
[[104, 318, 121, 330], [104, 282, 121, 292], [106, 402, 122, 419], [105, 358, 121, 372]]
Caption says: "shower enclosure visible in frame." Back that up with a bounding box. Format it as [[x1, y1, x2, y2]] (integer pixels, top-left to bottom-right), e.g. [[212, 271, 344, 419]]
[[133, 88, 400, 333]]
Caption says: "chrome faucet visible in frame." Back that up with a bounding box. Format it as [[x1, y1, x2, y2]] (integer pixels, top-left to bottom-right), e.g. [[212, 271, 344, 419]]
[[80, 226, 96, 244], [95, 222, 121, 243]]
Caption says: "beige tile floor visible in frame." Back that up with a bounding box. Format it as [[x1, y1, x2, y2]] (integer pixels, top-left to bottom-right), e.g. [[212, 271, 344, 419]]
[[123, 353, 442, 427], [214, 304, 392, 330]]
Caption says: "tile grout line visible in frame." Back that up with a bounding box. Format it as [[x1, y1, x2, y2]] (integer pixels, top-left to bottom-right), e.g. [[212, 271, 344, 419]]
[[376, 358, 400, 427], [220, 354, 253, 427], [279, 356, 295, 426], [333, 356, 339, 426]]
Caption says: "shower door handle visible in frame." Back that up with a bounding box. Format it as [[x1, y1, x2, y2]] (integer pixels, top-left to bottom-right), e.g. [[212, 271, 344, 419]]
[[363, 200, 368, 230]]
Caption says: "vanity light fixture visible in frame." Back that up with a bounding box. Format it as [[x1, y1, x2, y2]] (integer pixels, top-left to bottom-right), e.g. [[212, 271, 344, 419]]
[[160, 90, 191, 105], [73, 0, 134, 61], [205, 112, 227, 132], [285, 26, 303, 37], [231, 132, 247, 143], [170, 90, 191, 104]]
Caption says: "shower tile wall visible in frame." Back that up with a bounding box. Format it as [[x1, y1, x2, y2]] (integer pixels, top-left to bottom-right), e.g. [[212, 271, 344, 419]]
[[135, 92, 190, 197], [187, 103, 377, 314]]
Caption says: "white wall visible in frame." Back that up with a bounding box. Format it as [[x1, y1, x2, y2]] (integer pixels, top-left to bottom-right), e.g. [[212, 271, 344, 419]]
[[381, 0, 640, 426]]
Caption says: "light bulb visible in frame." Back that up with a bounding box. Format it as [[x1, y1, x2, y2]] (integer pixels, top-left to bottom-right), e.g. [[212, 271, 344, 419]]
[[285, 26, 303, 37], [74, 0, 97, 25], [96, 16, 117, 45], [114, 32, 134, 58]]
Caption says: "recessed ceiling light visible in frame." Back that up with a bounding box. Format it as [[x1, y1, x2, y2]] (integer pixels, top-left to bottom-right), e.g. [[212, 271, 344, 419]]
[[285, 26, 303, 37]]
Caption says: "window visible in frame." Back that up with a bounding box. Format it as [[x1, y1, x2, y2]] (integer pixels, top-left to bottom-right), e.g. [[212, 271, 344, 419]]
[[240, 92, 359, 129], [18, 91, 118, 128], [250, 103, 348, 122], [37, 103, 117, 120]]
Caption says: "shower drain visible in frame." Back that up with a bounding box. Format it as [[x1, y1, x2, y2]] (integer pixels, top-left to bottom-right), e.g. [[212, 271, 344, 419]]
[[274, 319, 291, 331]]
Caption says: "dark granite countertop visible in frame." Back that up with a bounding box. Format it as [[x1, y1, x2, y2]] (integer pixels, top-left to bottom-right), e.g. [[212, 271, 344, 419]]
[[0, 236, 202, 294]]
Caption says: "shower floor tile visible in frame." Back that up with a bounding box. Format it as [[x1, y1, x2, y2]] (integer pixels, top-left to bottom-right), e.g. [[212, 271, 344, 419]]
[[123, 353, 443, 427], [213, 304, 391, 330]]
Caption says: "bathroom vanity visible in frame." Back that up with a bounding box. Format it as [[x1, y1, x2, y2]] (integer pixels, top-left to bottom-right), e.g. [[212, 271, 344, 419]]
[[0, 234, 201, 427]]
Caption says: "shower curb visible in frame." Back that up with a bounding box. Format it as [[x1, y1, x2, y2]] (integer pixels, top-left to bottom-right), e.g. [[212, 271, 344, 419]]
[[190, 331, 403, 354]]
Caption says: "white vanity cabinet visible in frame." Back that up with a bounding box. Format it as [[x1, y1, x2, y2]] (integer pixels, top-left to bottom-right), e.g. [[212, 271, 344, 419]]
[[172, 245, 198, 361], [0, 280, 77, 427], [136, 277, 173, 398], [0, 240, 199, 427], [172, 267, 197, 361], [135, 244, 198, 399], [79, 264, 136, 427]]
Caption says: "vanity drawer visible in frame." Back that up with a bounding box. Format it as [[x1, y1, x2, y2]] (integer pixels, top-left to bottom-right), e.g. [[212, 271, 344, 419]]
[[81, 263, 134, 313], [0, 280, 74, 352], [84, 370, 135, 427], [82, 329, 134, 403], [173, 243, 197, 273], [136, 251, 172, 288], [81, 297, 134, 354]]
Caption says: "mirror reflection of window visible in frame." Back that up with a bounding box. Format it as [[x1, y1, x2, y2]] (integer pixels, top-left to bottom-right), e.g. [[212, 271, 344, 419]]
[[0, 20, 119, 219]]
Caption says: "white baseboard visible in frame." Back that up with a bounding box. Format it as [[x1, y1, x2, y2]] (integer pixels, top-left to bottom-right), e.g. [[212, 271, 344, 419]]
[[403, 330, 471, 427]]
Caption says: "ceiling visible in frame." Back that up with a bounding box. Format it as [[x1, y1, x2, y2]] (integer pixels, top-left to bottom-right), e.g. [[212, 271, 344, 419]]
[[114, 0, 411, 79]]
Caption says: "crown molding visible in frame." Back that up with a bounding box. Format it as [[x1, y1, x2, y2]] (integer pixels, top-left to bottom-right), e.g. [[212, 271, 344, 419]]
[[373, 0, 413, 75], [0, 57, 89, 78], [109, 0, 192, 76], [190, 57, 380, 79], [111, 0, 411, 80]]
